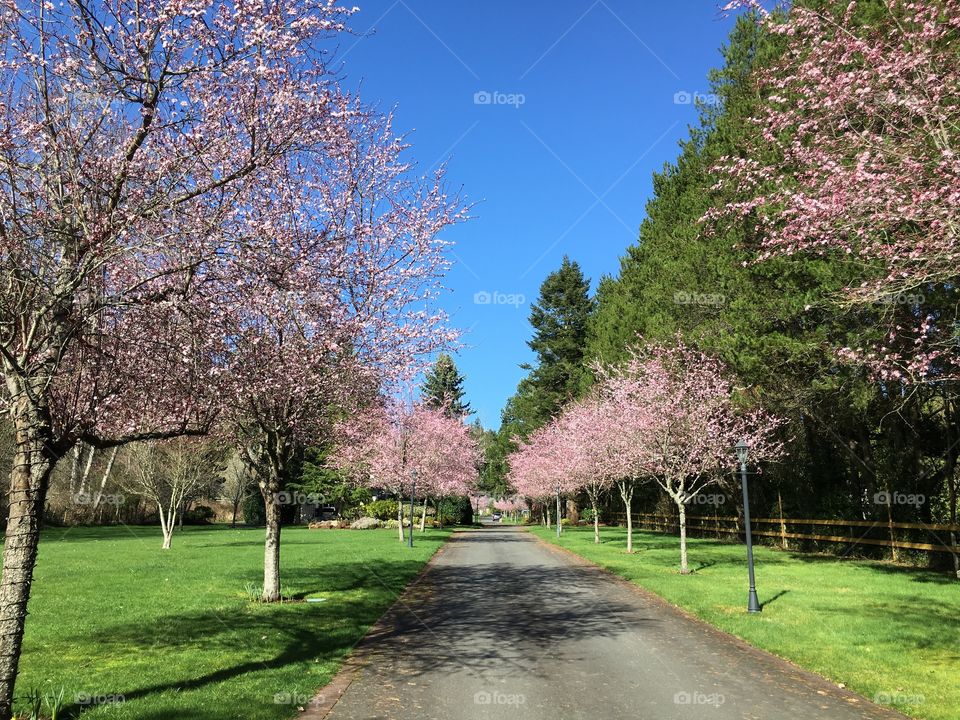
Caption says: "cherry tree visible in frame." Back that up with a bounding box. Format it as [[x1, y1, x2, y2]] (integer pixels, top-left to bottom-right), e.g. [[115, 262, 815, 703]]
[[507, 422, 578, 531], [598, 339, 784, 573], [493, 495, 525, 522], [710, 0, 960, 382], [331, 401, 479, 542], [0, 0, 356, 712], [218, 99, 464, 601], [556, 397, 626, 544]]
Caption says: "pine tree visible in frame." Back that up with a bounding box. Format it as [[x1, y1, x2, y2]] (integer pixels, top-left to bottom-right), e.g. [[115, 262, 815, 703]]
[[420, 354, 471, 418], [500, 256, 595, 442]]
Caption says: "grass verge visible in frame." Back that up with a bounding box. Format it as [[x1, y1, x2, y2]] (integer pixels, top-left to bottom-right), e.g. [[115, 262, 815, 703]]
[[18, 524, 450, 719]]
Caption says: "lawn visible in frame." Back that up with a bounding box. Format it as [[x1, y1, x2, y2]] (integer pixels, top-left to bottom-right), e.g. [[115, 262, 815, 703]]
[[18, 524, 450, 719], [530, 524, 959, 720]]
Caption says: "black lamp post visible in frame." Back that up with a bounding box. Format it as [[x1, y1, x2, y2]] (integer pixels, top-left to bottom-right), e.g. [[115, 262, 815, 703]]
[[736, 440, 761, 613], [408, 469, 416, 549]]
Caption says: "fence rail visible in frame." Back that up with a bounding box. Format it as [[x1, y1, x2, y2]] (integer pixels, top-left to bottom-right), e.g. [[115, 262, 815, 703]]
[[610, 512, 960, 555]]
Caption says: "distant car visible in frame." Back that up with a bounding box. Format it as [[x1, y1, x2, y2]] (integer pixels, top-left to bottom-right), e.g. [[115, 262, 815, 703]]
[[491, 513, 502, 522]]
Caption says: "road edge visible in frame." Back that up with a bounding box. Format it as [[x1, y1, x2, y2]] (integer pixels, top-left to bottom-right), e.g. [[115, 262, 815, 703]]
[[525, 526, 913, 720], [297, 528, 476, 720]]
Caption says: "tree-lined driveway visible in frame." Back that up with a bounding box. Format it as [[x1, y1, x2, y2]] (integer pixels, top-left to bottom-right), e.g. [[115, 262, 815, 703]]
[[324, 526, 908, 720]]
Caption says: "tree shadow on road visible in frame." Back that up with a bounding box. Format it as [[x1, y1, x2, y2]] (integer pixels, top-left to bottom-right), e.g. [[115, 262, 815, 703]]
[[355, 549, 662, 682]]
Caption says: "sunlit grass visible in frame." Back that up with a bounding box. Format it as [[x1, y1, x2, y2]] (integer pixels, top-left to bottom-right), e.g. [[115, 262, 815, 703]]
[[18, 525, 449, 719], [531, 524, 958, 720]]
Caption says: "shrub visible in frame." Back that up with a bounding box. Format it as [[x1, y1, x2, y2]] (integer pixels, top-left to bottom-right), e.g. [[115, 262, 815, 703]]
[[185, 505, 215, 524], [242, 492, 265, 526], [437, 496, 473, 526], [580, 507, 596, 524], [362, 499, 399, 520]]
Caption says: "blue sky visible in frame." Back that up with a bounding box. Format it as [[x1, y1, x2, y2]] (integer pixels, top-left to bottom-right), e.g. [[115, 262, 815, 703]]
[[340, 1, 735, 430]]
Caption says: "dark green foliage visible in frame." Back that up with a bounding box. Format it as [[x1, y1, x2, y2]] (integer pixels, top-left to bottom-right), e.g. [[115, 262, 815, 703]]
[[242, 491, 266, 526], [362, 500, 400, 521], [491, 257, 596, 492], [420, 354, 471, 417], [436, 496, 473, 526]]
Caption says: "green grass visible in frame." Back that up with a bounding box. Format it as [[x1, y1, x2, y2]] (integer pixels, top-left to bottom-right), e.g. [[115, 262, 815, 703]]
[[530, 524, 959, 720], [18, 524, 450, 720]]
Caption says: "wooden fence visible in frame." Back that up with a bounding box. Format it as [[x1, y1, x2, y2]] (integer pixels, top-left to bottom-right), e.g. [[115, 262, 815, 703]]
[[610, 512, 960, 557]]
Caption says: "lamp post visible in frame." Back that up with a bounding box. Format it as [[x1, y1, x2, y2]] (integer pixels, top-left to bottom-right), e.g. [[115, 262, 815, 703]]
[[555, 480, 562, 538], [735, 440, 761, 613], [408, 470, 416, 549]]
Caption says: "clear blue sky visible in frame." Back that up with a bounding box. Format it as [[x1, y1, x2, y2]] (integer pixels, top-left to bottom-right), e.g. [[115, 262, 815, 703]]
[[340, 1, 735, 430]]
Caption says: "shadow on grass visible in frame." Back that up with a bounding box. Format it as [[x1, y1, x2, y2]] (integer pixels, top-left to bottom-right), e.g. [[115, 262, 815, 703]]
[[788, 552, 960, 584], [59, 557, 430, 719], [58, 538, 657, 717], [761, 589, 789, 608]]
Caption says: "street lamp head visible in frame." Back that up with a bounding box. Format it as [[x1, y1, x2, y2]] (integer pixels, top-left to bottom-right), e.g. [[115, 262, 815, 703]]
[[735, 439, 749, 465]]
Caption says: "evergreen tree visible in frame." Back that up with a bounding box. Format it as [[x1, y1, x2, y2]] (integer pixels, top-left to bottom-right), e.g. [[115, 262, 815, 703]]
[[502, 256, 594, 439], [420, 353, 471, 418]]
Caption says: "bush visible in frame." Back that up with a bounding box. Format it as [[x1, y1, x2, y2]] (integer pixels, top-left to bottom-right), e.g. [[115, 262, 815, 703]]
[[185, 505, 215, 524], [580, 507, 596, 524], [242, 492, 265, 526], [437, 496, 473, 526], [362, 499, 399, 520]]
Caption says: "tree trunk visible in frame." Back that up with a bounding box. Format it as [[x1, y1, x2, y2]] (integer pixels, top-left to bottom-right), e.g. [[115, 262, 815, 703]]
[[419, 496, 428, 532], [546, 507, 551, 529], [592, 496, 600, 544], [77, 444, 95, 497], [618, 480, 634, 553], [881, 479, 900, 563], [678, 500, 690, 574], [556, 491, 562, 535], [159, 504, 175, 550], [262, 489, 282, 602], [397, 502, 405, 542], [0, 405, 59, 720], [777, 488, 787, 550], [90, 447, 119, 515]]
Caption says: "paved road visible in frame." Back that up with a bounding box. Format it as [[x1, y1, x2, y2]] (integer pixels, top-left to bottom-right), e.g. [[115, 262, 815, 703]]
[[324, 526, 907, 720]]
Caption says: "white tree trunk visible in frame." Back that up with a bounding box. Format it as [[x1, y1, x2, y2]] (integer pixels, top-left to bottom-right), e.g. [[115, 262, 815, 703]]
[[397, 502, 405, 542], [262, 490, 282, 601], [593, 500, 600, 544], [419, 496, 428, 532], [91, 446, 119, 515], [158, 503, 175, 550], [618, 481, 634, 553], [678, 500, 689, 574]]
